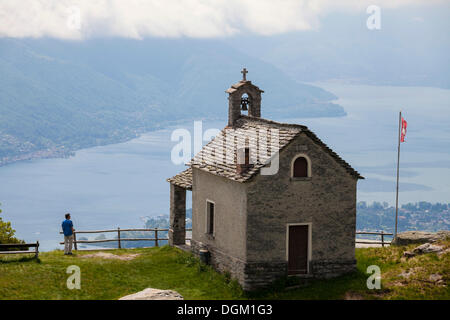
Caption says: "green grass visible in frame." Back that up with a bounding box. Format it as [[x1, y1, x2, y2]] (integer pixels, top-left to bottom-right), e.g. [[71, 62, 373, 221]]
[[0, 242, 449, 300]]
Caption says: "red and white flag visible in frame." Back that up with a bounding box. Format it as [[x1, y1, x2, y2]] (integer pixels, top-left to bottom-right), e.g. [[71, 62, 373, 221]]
[[400, 117, 407, 142]]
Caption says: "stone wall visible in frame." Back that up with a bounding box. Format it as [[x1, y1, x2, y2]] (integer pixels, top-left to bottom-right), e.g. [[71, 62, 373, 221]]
[[191, 239, 286, 291], [169, 183, 186, 246], [246, 132, 358, 273], [243, 262, 287, 290], [310, 259, 357, 278], [191, 168, 248, 262], [191, 239, 247, 286]]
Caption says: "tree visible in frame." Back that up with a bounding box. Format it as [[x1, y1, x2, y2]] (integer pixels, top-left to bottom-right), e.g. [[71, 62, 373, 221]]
[[0, 203, 24, 245]]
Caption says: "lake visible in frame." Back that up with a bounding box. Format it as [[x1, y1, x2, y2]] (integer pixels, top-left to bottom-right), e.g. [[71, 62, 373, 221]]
[[1, 83, 449, 251]]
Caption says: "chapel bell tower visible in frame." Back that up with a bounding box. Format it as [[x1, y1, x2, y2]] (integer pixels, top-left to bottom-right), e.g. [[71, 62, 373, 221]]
[[226, 68, 264, 127]]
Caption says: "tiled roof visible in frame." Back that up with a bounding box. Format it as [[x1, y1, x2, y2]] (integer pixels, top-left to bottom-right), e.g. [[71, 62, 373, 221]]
[[167, 116, 363, 189], [189, 116, 304, 182], [167, 168, 192, 190], [225, 80, 264, 94]]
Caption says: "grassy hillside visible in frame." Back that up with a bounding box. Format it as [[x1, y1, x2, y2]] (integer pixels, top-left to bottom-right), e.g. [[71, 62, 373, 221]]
[[0, 241, 448, 300]]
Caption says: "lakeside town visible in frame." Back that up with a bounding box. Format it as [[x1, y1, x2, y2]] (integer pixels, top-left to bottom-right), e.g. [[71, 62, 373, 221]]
[[0, 145, 74, 167]]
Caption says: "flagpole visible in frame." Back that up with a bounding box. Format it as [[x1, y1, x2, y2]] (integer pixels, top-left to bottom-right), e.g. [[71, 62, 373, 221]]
[[394, 110, 402, 239]]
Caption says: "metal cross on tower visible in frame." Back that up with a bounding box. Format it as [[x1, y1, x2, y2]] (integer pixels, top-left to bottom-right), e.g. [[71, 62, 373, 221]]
[[241, 68, 248, 81]]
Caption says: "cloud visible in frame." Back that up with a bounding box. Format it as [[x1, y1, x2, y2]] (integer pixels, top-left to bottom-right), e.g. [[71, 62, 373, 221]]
[[0, 0, 446, 39]]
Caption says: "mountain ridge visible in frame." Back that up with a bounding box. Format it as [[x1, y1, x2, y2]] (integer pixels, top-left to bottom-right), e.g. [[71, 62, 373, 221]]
[[0, 38, 345, 165]]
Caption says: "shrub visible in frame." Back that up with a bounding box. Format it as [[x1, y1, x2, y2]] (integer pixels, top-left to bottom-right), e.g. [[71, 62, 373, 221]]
[[0, 204, 25, 249]]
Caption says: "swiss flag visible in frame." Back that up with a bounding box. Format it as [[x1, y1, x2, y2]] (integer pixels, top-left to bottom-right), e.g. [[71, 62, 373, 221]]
[[400, 117, 407, 142]]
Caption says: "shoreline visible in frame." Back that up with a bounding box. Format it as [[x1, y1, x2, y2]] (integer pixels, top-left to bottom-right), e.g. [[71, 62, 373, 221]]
[[0, 110, 348, 168], [0, 116, 221, 168]]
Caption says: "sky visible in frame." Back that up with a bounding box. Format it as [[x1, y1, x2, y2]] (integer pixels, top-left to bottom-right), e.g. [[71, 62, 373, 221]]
[[0, 0, 447, 39]]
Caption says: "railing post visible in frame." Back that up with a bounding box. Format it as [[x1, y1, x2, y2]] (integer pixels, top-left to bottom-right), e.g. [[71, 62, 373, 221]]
[[35, 241, 39, 259], [381, 231, 385, 247], [155, 228, 158, 247], [73, 232, 78, 251], [118, 227, 121, 249]]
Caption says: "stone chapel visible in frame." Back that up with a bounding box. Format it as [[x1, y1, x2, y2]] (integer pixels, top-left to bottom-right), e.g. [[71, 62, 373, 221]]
[[167, 69, 363, 290]]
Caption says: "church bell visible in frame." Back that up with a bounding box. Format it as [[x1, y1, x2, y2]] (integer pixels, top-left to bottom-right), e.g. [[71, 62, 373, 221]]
[[240, 97, 249, 111]]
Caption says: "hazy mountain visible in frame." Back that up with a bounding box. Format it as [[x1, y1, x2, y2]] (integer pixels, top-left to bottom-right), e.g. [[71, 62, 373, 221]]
[[225, 6, 450, 89], [0, 38, 343, 163]]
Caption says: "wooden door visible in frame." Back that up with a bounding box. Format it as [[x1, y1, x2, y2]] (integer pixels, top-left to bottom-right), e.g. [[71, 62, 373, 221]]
[[288, 225, 309, 275]]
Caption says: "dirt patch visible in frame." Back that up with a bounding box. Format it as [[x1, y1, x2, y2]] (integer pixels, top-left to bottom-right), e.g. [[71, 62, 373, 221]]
[[80, 252, 140, 261]]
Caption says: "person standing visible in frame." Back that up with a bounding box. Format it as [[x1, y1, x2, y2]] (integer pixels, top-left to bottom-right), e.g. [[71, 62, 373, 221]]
[[62, 213, 75, 255]]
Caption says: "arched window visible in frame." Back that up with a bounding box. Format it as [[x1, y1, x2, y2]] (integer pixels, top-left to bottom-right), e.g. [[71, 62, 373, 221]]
[[293, 156, 309, 178]]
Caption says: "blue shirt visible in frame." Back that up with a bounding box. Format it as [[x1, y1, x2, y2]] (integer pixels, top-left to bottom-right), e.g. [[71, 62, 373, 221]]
[[62, 219, 73, 236]]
